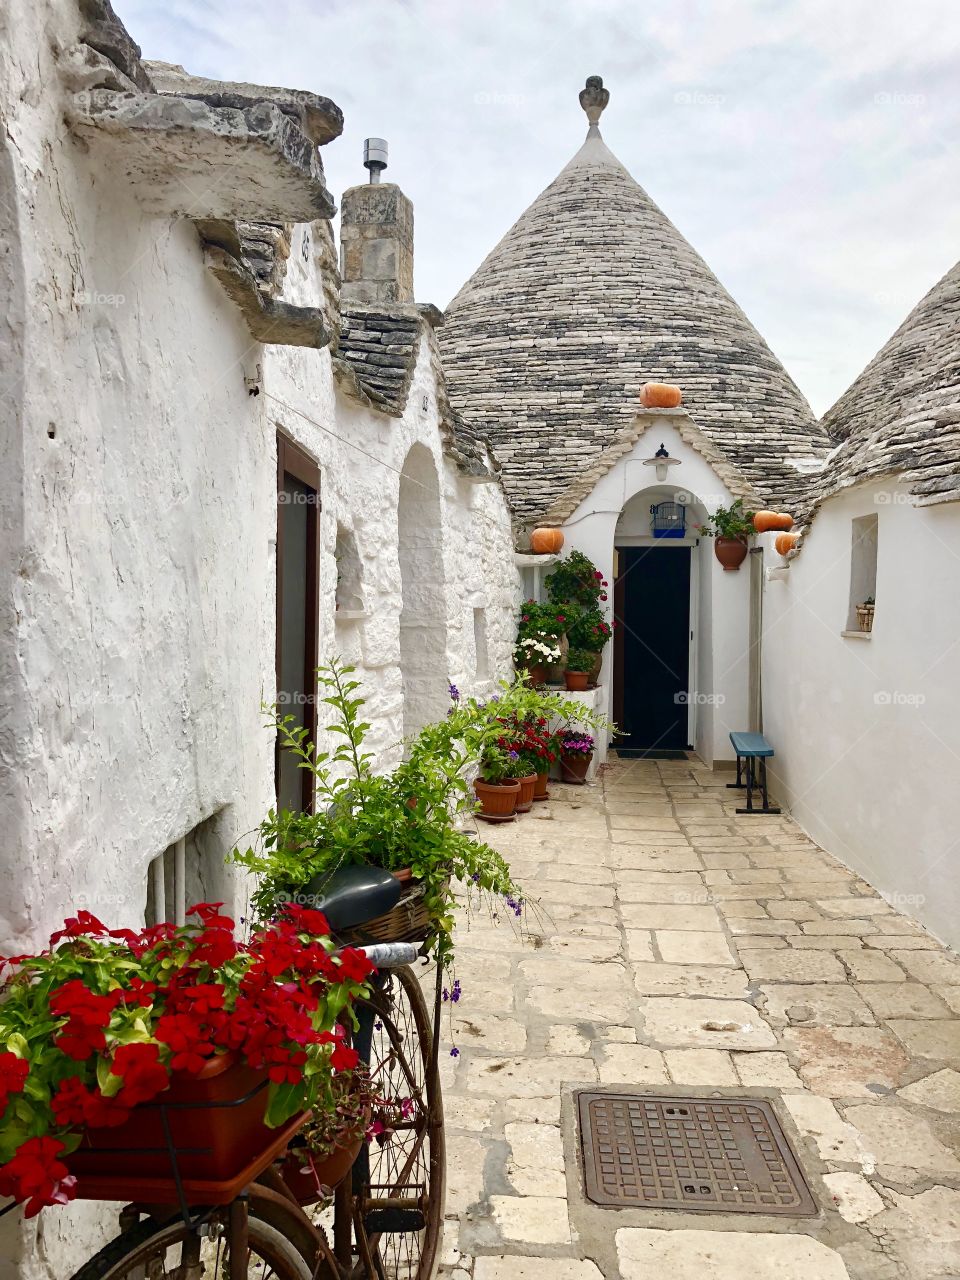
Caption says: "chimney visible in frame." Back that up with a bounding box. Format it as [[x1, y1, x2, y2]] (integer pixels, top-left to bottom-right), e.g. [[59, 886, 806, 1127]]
[[339, 138, 414, 304]]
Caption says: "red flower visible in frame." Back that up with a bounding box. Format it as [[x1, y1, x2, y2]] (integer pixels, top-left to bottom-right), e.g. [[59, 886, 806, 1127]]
[[330, 1043, 360, 1072], [337, 948, 375, 984], [155, 1012, 216, 1074], [187, 902, 235, 930], [111, 1043, 170, 1107], [0, 1052, 28, 1100], [120, 977, 157, 1008], [600, 593, 608, 601], [0, 1137, 77, 1217], [50, 982, 122, 1061], [49, 911, 108, 945], [281, 904, 330, 937]]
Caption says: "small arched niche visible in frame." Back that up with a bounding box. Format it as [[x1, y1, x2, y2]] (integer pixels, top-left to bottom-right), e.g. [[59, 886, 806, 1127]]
[[334, 524, 364, 614]]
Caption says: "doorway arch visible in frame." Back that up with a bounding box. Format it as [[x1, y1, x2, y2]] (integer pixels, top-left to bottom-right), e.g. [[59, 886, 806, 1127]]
[[397, 444, 449, 741]]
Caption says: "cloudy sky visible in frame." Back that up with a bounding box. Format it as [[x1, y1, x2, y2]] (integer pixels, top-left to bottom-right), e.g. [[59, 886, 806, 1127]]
[[118, 0, 959, 414]]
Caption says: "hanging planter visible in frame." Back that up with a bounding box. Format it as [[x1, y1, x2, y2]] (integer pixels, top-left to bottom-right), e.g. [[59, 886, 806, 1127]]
[[714, 536, 749, 571], [856, 600, 875, 633]]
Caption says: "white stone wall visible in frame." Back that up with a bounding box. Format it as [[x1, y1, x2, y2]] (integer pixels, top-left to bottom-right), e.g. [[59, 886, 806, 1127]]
[[0, 6, 517, 1271], [761, 479, 960, 950]]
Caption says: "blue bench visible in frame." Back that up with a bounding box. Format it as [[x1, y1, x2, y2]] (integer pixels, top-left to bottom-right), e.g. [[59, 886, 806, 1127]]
[[727, 731, 781, 815]]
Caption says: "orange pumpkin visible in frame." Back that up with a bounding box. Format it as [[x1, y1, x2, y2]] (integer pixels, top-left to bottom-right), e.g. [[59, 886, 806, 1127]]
[[753, 510, 795, 533], [775, 533, 799, 556], [530, 527, 564, 555], [640, 382, 682, 409]]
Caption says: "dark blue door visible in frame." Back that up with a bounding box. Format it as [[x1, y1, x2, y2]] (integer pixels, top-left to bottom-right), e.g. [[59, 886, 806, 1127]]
[[614, 547, 691, 751]]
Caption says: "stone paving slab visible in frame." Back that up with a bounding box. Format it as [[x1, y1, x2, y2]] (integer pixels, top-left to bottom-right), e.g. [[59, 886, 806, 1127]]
[[438, 758, 960, 1280]]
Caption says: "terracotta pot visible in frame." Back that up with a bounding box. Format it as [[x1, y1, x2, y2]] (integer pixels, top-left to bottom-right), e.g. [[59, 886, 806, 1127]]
[[753, 510, 794, 534], [533, 771, 550, 801], [774, 532, 799, 557], [521, 663, 547, 688], [281, 1127, 365, 1205], [515, 772, 537, 812], [714, 536, 749, 571], [640, 382, 682, 408], [589, 651, 603, 685], [67, 1054, 298, 1195], [391, 866, 414, 883], [474, 778, 520, 822], [530, 527, 564, 555], [564, 670, 589, 691], [560, 751, 593, 784]]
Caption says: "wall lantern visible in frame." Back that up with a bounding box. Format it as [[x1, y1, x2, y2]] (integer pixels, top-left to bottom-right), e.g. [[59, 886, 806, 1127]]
[[643, 443, 681, 483]]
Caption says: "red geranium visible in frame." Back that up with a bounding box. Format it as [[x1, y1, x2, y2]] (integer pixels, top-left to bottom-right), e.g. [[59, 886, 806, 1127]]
[[110, 1044, 169, 1107], [0, 1137, 76, 1217]]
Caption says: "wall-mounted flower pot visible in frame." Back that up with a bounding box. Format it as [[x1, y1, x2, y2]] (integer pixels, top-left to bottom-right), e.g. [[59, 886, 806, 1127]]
[[533, 771, 550, 802], [714, 537, 749, 571], [564, 671, 589, 691], [856, 605, 875, 633], [474, 778, 520, 821], [515, 773, 538, 812], [560, 752, 593, 784]]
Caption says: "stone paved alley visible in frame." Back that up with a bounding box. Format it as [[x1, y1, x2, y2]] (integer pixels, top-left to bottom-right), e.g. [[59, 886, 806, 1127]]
[[438, 756, 960, 1280]]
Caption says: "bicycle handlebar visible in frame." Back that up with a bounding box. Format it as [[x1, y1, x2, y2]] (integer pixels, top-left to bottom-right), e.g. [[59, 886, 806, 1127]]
[[355, 942, 420, 969]]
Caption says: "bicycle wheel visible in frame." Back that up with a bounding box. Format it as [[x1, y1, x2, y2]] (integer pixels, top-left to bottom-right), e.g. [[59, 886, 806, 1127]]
[[69, 1208, 313, 1280], [350, 964, 445, 1280]]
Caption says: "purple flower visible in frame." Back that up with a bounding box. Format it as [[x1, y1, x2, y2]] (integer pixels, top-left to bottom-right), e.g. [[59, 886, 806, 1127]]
[[449, 682, 461, 702], [450, 1047, 460, 1058], [451, 979, 462, 1004]]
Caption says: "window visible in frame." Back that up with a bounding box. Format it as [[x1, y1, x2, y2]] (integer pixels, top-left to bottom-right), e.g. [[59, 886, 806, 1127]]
[[473, 607, 489, 680], [277, 435, 321, 813], [846, 514, 878, 632]]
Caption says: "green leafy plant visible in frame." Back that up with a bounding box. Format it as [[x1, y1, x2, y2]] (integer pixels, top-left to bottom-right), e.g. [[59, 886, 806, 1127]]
[[513, 634, 562, 668], [565, 647, 596, 673], [235, 660, 522, 975], [545, 550, 608, 609], [564, 605, 612, 653], [697, 498, 756, 539], [478, 744, 522, 783], [516, 600, 570, 641]]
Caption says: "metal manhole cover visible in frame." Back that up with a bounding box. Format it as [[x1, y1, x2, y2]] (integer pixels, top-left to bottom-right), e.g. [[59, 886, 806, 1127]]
[[578, 1092, 818, 1216]]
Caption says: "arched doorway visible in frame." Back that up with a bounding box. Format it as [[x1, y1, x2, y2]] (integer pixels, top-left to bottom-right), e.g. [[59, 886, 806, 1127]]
[[612, 484, 711, 756], [397, 444, 449, 741]]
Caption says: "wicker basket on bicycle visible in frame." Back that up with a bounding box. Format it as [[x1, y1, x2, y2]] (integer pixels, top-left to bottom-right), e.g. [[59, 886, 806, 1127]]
[[340, 873, 442, 947]]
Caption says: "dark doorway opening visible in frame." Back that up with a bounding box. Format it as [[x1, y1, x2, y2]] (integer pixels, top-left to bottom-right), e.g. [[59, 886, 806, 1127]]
[[613, 546, 691, 752], [276, 435, 320, 813]]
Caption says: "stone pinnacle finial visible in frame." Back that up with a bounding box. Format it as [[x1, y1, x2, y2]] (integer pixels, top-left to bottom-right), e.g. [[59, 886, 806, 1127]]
[[579, 75, 609, 135]]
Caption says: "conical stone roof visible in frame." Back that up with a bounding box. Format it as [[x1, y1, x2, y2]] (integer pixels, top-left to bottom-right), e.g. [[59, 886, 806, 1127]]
[[439, 80, 829, 525], [815, 260, 960, 508]]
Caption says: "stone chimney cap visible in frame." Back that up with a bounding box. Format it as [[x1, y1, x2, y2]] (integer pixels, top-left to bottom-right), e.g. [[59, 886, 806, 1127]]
[[579, 76, 609, 134]]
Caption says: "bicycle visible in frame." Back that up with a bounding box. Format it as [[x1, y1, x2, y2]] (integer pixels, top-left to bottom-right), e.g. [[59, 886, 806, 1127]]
[[69, 868, 446, 1280]]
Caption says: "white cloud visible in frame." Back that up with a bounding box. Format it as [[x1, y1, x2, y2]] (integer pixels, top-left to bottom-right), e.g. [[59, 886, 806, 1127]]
[[118, 0, 960, 414]]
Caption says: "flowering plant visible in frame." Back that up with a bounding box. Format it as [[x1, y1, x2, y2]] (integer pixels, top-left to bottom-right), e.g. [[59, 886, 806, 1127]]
[[479, 744, 522, 782], [513, 634, 562, 667], [559, 730, 595, 756], [0, 903, 372, 1215], [545, 550, 609, 609], [516, 600, 568, 641], [564, 605, 612, 653]]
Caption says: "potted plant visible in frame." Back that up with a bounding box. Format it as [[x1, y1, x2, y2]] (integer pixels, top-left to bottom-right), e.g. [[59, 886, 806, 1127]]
[[237, 660, 525, 978], [697, 499, 756, 571], [545, 550, 609, 610], [280, 1068, 375, 1204], [856, 596, 875, 632], [474, 745, 522, 821], [0, 902, 372, 1215], [564, 648, 595, 691], [559, 730, 595, 784], [513, 633, 561, 687]]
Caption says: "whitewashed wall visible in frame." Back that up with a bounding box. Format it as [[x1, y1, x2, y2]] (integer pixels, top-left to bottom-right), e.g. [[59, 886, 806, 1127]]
[[761, 479, 960, 949], [560, 416, 752, 765], [0, 6, 517, 1270]]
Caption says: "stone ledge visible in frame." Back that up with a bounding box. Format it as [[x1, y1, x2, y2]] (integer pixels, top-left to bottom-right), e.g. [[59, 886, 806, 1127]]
[[202, 244, 329, 347], [66, 89, 336, 222]]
